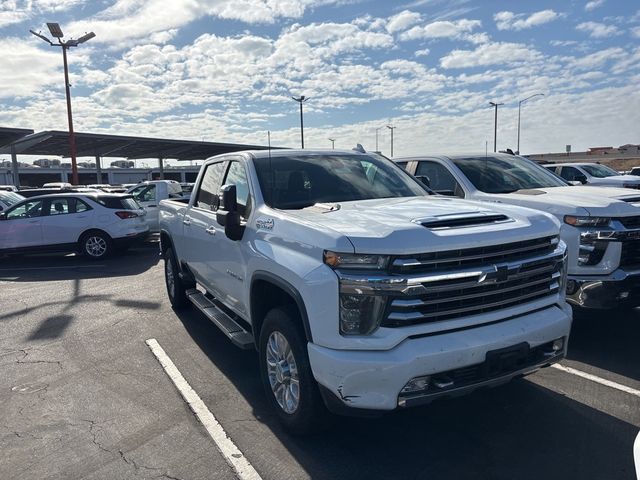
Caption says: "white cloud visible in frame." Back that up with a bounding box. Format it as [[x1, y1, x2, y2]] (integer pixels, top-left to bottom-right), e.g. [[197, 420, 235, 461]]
[[67, 0, 345, 46], [0, 0, 82, 28], [415, 48, 430, 57], [576, 21, 620, 38], [399, 18, 483, 42], [494, 9, 559, 31], [585, 0, 605, 12], [386, 10, 422, 33], [440, 42, 541, 69], [631, 26, 640, 38]]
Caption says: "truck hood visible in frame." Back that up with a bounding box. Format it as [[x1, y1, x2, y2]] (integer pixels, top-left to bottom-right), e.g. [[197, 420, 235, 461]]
[[591, 175, 640, 185], [485, 185, 640, 217], [285, 196, 559, 255]]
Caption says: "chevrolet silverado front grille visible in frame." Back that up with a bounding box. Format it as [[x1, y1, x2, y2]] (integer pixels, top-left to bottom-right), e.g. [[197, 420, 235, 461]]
[[390, 235, 558, 274]]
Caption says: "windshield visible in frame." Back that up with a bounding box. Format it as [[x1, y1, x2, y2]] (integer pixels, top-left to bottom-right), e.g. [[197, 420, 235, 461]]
[[452, 156, 568, 193], [253, 154, 427, 209], [580, 164, 618, 178], [1, 192, 25, 206]]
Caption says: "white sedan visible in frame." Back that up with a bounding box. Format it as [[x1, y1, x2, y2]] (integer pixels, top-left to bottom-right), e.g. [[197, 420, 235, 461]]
[[0, 193, 149, 259]]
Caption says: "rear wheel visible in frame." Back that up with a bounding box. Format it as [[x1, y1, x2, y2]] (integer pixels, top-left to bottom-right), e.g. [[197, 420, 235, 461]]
[[259, 306, 327, 434], [165, 247, 189, 309], [80, 231, 112, 260]]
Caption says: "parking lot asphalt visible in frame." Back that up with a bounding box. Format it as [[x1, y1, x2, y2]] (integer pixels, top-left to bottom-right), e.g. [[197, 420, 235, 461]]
[[1, 240, 639, 480]]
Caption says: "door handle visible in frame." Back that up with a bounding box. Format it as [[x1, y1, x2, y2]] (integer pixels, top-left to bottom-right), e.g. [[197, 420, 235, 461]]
[[205, 226, 216, 236], [183, 216, 191, 226], [28, 220, 39, 223], [148, 205, 157, 208]]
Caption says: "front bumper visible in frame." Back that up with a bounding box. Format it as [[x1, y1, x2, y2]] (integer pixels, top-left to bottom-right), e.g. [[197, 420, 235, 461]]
[[307, 304, 571, 412], [566, 268, 640, 309]]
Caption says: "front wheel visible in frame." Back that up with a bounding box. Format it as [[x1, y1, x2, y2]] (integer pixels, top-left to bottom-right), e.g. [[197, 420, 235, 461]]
[[258, 306, 327, 434], [80, 231, 112, 260]]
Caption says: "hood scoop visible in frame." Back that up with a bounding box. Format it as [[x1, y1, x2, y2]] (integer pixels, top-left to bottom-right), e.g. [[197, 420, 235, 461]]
[[417, 213, 511, 230], [514, 189, 547, 196]]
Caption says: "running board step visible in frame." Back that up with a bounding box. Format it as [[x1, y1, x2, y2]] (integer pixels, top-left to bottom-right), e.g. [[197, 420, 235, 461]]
[[186, 289, 254, 349]]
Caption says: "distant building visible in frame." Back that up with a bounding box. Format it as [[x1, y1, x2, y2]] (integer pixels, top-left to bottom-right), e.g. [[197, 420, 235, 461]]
[[33, 158, 61, 168], [587, 147, 615, 155], [110, 160, 135, 168]]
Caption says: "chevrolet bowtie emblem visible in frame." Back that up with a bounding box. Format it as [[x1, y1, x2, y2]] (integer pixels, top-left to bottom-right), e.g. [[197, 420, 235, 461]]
[[495, 265, 509, 283]]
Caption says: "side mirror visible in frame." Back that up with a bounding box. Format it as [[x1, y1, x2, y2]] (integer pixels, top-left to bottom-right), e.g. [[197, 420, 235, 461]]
[[0, 213, 6, 221], [415, 175, 431, 188], [576, 175, 587, 184], [216, 185, 245, 241]]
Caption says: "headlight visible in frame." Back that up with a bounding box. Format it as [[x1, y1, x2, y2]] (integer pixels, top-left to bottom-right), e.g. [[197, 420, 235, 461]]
[[324, 251, 389, 270], [339, 294, 386, 335], [563, 216, 611, 227]]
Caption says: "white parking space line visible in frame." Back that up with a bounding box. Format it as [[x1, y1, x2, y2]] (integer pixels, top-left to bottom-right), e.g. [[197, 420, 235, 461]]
[[551, 364, 640, 398], [0, 265, 105, 271], [634, 430, 640, 480], [145, 338, 262, 480]]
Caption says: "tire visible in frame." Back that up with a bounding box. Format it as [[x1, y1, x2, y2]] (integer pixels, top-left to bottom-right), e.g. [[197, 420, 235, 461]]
[[80, 231, 112, 260], [165, 247, 189, 310], [258, 306, 328, 435]]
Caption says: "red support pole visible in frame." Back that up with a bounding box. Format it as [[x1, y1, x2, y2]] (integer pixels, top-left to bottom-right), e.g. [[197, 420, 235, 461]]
[[61, 44, 78, 185]]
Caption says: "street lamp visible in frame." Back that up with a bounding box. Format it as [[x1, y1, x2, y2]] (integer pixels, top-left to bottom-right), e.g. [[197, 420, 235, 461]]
[[386, 125, 396, 157], [517, 93, 545, 155], [291, 95, 309, 149], [489, 101, 504, 153], [375, 127, 383, 152], [30, 23, 95, 185], [328, 138, 335, 149]]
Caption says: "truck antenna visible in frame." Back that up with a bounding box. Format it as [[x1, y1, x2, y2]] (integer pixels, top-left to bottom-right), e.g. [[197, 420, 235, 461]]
[[268, 131, 274, 207]]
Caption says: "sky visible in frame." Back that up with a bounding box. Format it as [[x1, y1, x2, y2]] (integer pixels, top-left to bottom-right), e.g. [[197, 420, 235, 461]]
[[0, 0, 639, 164]]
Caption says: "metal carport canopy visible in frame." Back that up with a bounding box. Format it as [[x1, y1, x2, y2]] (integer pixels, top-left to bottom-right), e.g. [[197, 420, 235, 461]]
[[0, 130, 279, 160], [0, 127, 34, 148]]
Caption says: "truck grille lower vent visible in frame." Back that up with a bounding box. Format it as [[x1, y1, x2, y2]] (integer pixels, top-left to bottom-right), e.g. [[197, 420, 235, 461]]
[[615, 216, 640, 229], [621, 240, 640, 268]]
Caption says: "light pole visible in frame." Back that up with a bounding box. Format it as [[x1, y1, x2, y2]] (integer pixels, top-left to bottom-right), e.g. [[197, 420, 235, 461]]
[[291, 95, 309, 148], [386, 125, 396, 157], [517, 93, 544, 155], [375, 127, 383, 152], [30, 23, 95, 186], [328, 138, 335, 149], [489, 101, 504, 153]]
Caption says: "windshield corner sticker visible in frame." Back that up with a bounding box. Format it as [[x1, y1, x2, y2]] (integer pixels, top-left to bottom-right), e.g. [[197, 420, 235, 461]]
[[256, 217, 274, 231]]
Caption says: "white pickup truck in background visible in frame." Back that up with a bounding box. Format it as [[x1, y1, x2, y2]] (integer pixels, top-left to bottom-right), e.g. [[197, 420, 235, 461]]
[[543, 162, 640, 189], [159, 149, 570, 433], [397, 153, 640, 309], [128, 180, 188, 232]]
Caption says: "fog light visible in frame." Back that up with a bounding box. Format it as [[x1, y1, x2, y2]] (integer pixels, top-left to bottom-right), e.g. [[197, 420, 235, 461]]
[[401, 375, 431, 394], [566, 279, 578, 296], [552, 338, 564, 352]]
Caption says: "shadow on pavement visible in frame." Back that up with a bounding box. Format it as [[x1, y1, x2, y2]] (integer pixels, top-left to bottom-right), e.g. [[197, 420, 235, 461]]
[[568, 307, 640, 381], [0, 238, 160, 282], [175, 306, 638, 480]]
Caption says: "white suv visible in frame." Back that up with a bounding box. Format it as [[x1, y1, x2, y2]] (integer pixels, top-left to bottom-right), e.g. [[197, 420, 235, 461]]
[[0, 193, 149, 259]]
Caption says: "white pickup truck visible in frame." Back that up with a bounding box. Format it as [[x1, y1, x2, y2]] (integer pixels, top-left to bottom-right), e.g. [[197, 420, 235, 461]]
[[159, 149, 570, 433], [397, 153, 640, 309], [128, 180, 187, 232], [543, 162, 640, 189]]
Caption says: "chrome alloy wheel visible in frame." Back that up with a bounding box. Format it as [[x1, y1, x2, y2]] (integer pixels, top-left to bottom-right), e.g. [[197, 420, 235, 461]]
[[266, 331, 300, 414], [165, 257, 175, 298], [85, 236, 107, 257]]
